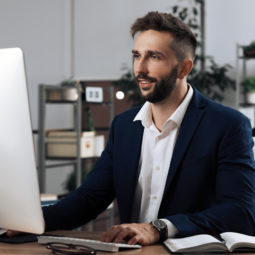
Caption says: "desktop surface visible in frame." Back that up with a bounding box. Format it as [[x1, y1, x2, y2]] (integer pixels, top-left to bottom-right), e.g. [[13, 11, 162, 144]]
[[0, 231, 253, 255], [0, 231, 168, 255]]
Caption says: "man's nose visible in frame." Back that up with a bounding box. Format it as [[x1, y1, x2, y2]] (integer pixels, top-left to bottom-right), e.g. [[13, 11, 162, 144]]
[[134, 58, 148, 75]]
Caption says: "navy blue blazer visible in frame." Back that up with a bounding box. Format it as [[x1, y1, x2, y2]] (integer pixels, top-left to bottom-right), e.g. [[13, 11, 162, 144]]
[[43, 88, 255, 237]]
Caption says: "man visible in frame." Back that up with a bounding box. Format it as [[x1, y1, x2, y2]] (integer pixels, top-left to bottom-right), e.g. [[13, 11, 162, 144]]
[[30, 12, 255, 245]]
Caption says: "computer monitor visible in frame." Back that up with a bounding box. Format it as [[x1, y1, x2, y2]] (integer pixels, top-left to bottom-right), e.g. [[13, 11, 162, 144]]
[[0, 48, 45, 234]]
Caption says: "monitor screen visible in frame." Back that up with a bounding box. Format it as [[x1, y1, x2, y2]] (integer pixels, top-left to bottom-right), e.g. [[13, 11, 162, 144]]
[[0, 48, 45, 234]]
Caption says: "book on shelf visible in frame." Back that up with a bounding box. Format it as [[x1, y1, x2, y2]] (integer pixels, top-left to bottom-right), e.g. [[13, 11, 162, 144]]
[[40, 193, 58, 207], [164, 232, 255, 253], [40, 193, 58, 202]]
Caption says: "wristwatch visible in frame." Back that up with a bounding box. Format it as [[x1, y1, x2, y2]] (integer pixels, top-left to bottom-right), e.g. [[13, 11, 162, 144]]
[[150, 219, 168, 242]]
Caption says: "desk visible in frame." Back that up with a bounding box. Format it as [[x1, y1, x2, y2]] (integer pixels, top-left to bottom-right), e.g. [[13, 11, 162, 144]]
[[0, 231, 169, 255]]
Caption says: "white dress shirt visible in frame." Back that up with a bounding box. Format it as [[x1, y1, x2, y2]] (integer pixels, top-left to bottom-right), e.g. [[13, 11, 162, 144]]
[[131, 85, 193, 237]]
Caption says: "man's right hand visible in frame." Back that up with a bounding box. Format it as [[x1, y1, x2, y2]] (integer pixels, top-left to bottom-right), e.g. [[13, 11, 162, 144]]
[[6, 230, 20, 237]]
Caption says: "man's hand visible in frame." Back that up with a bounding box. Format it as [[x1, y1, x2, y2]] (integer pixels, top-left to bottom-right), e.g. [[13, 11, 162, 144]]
[[6, 230, 20, 237], [101, 223, 160, 245]]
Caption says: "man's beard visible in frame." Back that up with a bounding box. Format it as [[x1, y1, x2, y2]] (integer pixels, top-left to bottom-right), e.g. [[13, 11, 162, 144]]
[[136, 65, 178, 103]]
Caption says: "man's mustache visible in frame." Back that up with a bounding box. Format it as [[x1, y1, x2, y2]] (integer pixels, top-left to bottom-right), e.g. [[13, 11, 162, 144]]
[[135, 73, 157, 83]]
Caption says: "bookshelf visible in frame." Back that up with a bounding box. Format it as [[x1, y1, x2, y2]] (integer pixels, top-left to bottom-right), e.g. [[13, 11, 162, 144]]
[[38, 83, 114, 193]]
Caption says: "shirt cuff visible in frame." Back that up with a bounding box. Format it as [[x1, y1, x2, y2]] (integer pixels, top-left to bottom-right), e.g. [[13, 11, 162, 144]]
[[160, 218, 178, 238]]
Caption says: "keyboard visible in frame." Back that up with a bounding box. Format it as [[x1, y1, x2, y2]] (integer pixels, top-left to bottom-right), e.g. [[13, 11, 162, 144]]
[[37, 235, 142, 252]]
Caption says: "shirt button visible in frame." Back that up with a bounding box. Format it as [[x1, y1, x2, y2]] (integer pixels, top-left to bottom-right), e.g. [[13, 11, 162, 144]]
[[155, 166, 160, 171], [153, 196, 158, 200]]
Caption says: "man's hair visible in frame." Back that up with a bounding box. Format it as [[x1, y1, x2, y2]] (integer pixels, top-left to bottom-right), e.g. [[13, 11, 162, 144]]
[[131, 11, 197, 61]]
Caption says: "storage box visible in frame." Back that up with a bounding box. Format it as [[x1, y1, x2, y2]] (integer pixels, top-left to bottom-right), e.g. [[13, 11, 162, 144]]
[[45, 87, 78, 101], [94, 135, 105, 157], [46, 131, 95, 158]]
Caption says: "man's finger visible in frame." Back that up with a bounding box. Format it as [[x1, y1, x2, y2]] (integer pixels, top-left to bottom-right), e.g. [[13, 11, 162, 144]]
[[101, 225, 123, 242], [128, 235, 143, 245], [6, 230, 20, 237], [113, 227, 136, 243]]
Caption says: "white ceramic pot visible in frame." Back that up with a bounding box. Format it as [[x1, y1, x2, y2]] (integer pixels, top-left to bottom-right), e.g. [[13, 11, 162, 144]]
[[247, 92, 255, 104]]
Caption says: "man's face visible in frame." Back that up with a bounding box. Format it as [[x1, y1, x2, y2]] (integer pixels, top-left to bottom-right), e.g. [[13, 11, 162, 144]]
[[132, 30, 179, 103]]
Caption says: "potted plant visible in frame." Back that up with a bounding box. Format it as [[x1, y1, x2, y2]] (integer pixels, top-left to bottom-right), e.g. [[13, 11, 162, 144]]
[[243, 41, 255, 58], [243, 77, 255, 104]]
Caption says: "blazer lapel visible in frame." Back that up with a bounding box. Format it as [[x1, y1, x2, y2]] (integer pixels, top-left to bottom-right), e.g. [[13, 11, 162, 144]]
[[162, 89, 207, 199]]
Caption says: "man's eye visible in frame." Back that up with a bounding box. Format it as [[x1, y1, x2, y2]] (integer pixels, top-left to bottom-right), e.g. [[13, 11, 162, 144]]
[[133, 54, 140, 59], [151, 55, 159, 60]]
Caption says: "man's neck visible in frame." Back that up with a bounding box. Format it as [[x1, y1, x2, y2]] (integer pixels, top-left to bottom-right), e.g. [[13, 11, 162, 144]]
[[151, 82, 189, 132]]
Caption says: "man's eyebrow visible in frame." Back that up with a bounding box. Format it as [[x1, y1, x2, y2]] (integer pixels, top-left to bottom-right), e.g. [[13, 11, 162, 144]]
[[131, 49, 165, 57], [131, 49, 139, 54], [147, 50, 165, 57]]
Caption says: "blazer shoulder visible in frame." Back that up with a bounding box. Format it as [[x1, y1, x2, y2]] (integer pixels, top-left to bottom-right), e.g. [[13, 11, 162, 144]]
[[206, 99, 249, 125], [194, 89, 249, 125]]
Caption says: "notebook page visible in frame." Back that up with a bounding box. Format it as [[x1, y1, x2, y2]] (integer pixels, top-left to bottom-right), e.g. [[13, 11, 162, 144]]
[[221, 232, 255, 251], [164, 234, 223, 252]]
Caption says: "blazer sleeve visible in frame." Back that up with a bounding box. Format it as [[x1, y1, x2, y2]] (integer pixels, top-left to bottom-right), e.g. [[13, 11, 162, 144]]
[[167, 115, 255, 237], [43, 117, 117, 231]]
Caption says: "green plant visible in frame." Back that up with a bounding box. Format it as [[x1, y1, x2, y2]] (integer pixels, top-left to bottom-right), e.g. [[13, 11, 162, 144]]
[[244, 41, 255, 51], [243, 77, 255, 93], [188, 57, 234, 101]]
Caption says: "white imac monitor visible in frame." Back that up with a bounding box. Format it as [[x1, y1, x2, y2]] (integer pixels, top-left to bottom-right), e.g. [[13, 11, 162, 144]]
[[0, 48, 45, 234]]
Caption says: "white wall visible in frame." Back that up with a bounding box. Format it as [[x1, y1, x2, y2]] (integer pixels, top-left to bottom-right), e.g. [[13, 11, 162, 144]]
[[206, 0, 255, 66], [0, 0, 74, 194], [74, 0, 177, 79], [206, 0, 255, 107], [1, 0, 255, 193], [0, 0, 74, 128]]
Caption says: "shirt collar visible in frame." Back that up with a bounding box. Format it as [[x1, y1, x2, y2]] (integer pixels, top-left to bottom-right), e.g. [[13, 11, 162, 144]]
[[133, 84, 193, 129], [133, 101, 152, 128]]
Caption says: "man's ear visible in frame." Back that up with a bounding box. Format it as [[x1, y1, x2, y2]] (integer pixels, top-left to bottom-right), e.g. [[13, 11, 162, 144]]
[[177, 59, 193, 79]]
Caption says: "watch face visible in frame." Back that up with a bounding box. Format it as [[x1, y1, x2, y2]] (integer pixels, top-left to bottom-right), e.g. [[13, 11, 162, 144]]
[[151, 220, 167, 242], [153, 220, 166, 229]]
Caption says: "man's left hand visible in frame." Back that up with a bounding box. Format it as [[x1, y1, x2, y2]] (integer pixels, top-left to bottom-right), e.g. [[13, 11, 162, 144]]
[[101, 223, 160, 245]]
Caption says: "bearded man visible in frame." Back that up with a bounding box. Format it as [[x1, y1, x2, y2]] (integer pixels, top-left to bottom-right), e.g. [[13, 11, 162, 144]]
[[39, 11, 255, 245]]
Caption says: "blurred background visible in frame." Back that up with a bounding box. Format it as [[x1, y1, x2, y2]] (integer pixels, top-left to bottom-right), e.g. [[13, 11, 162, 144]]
[[0, 0, 255, 196]]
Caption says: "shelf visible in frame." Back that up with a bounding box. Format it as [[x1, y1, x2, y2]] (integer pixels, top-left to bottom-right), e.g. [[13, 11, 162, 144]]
[[45, 161, 77, 168], [237, 56, 255, 60], [235, 44, 255, 109], [45, 100, 79, 104], [45, 100, 112, 105], [38, 83, 114, 193], [45, 156, 99, 161], [239, 103, 255, 107], [38, 84, 82, 192]]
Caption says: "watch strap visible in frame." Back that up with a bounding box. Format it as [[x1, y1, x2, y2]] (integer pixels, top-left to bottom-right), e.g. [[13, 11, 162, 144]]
[[151, 219, 168, 242]]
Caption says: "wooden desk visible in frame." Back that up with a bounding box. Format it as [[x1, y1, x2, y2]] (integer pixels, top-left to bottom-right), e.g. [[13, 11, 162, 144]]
[[0, 231, 169, 255]]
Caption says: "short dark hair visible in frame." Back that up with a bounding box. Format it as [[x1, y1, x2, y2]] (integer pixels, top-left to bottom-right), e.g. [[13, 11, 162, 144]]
[[131, 11, 197, 61]]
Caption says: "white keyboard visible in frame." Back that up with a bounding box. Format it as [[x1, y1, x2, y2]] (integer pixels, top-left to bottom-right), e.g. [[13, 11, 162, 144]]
[[37, 235, 142, 252]]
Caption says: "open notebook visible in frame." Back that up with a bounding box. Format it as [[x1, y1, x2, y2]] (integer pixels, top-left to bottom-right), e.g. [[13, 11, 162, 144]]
[[164, 232, 255, 253]]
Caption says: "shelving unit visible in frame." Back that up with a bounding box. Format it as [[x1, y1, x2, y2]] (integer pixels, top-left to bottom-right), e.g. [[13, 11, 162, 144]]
[[38, 84, 82, 193], [235, 43, 255, 108], [38, 83, 114, 193]]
